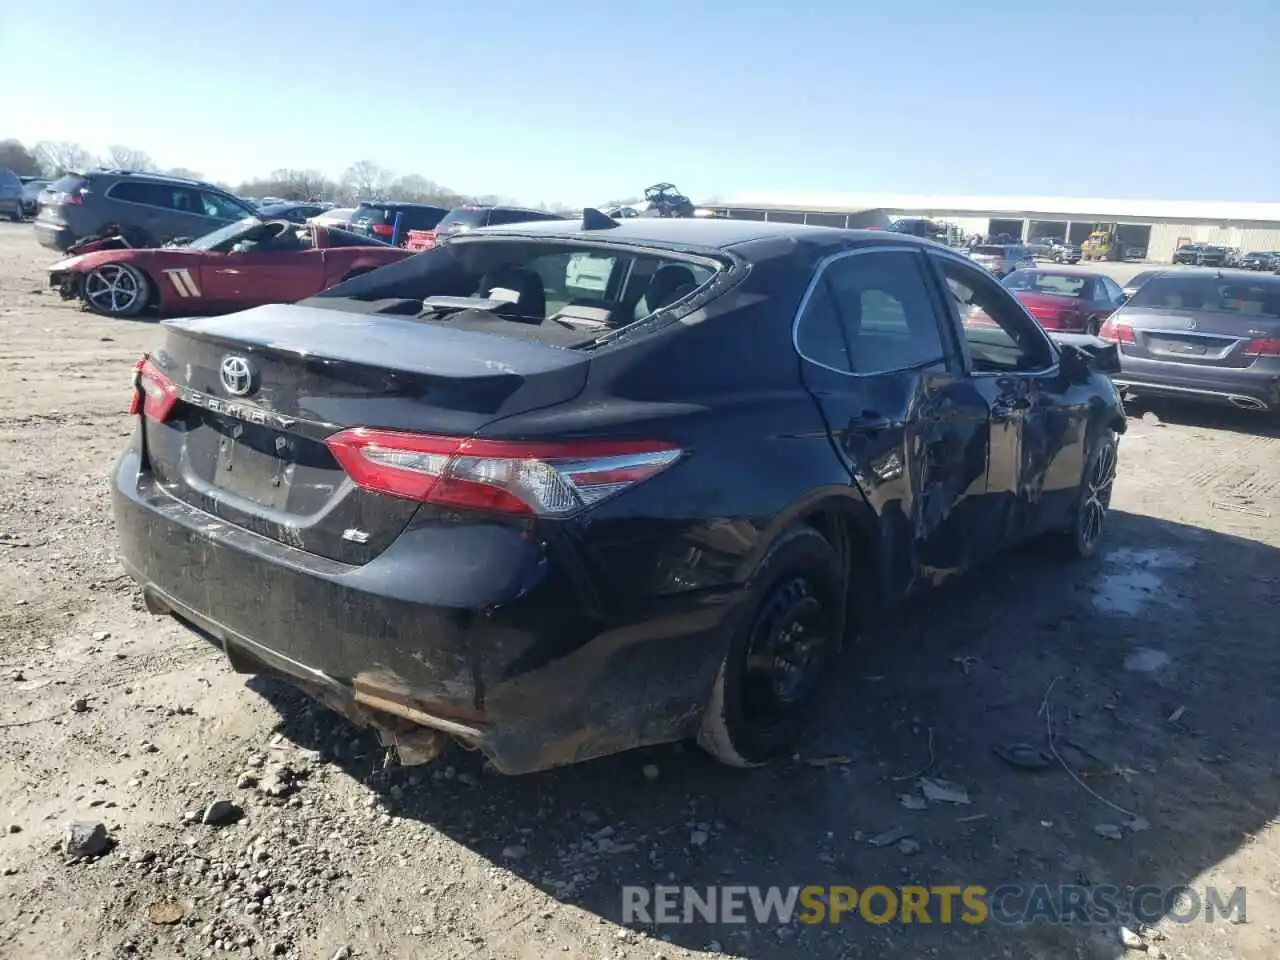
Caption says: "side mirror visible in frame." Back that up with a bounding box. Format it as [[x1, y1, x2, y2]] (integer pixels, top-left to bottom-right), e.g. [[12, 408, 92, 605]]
[[1059, 343, 1093, 382]]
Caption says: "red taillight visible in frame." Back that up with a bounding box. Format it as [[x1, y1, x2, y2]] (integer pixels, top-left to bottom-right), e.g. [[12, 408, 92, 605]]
[[324, 429, 683, 517], [1097, 318, 1135, 344], [1243, 337, 1280, 358], [50, 190, 83, 205], [371, 223, 394, 237], [130, 356, 180, 422]]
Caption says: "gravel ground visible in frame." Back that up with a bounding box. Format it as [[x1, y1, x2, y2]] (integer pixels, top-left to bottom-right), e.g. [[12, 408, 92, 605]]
[[1, 222, 1278, 960]]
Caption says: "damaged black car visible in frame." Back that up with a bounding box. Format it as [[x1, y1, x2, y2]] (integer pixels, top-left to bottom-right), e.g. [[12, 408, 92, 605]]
[[112, 214, 1126, 774]]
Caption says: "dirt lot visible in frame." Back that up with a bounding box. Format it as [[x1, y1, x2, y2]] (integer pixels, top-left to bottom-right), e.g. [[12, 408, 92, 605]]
[[1, 222, 1278, 960]]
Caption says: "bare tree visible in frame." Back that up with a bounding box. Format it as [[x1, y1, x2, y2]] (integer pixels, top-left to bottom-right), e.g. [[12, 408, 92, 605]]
[[0, 140, 41, 177], [386, 174, 472, 208], [32, 141, 96, 178], [237, 169, 337, 202], [165, 167, 204, 181], [103, 145, 156, 171], [340, 160, 393, 201]]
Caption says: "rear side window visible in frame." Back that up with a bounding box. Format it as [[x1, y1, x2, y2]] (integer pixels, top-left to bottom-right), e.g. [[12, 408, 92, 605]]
[[1128, 276, 1280, 319], [795, 250, 948, 375], [110, 181, 204, 212]]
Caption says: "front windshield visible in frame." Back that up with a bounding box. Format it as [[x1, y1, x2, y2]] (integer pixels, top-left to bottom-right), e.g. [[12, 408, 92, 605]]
[[185, 217, 262, 251]]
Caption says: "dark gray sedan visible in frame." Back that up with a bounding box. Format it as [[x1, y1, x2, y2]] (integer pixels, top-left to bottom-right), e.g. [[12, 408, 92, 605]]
[[1101, 269, 1280, 412]]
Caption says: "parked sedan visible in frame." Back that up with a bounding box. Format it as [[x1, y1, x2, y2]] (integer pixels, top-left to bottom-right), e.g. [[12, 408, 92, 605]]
[[1101, 269, 1280, 412], [1237, 251, 1278, 271], [111, 218, 1125, 775], [968, 244, 1034, 278], [20, 177, 50, 218], [1002, 268, 1127, 334]]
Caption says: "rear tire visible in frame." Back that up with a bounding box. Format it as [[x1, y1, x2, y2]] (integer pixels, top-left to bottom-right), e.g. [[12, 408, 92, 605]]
[[1052, 429, 1118, 559], [697, 526, 845, 768]]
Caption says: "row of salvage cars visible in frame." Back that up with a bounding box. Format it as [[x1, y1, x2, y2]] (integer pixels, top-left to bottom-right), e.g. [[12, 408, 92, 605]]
[[94, 213, 1274, 777]]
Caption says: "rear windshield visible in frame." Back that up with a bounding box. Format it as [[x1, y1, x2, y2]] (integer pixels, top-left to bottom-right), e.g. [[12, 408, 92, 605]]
[[1244, 252, 1270, 258], [1127, 275, 1280, 319], [972, 246, 1008, 256], [435, 207, 490, 232], [1004, 271, 1089, 297], [354, 204, 392, 225], [306, 238, 722, 347], [49, 174, 88, 194]]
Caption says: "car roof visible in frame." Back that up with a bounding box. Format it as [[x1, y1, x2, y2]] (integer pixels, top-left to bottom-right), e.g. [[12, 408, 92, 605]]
[[467, 215, 936, 254], [359, 201, 449, 210], [1137, 267, 1278, 280]]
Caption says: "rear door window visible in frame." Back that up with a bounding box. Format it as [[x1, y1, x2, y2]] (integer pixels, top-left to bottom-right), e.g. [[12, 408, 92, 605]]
[[109, 181, 170, 208], [796, 250, 950, 375]]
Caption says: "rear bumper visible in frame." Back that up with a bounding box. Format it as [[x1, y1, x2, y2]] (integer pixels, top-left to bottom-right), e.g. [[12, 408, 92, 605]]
[[1113, 357, 1280, 410], [111, 448, 739, 773], [33, 221, 76, 252]]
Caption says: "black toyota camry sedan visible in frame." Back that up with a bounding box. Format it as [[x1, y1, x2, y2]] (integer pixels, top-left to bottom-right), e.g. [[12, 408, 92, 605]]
[[113, 215, 1126, 774]]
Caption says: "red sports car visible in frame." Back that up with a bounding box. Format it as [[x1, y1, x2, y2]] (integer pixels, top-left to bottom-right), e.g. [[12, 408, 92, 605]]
[[1001, 267, 1128, 335], [48, 218, 415, 318]]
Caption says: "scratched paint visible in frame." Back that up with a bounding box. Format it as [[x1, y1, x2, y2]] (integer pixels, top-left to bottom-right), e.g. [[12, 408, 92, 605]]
[[1091, 547, 1196, 616]]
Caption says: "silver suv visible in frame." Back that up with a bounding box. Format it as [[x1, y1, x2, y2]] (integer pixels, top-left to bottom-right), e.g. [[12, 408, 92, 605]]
[[0, 169, 23, 222], [33, 169, 258, 252]]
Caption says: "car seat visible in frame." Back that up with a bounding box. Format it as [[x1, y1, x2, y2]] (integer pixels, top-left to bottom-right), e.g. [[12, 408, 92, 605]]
[[644, 264, 698, 312], [478, 265, 546, 323]]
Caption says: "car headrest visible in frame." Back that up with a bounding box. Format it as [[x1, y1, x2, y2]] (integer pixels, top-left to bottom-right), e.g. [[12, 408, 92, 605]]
[[645, 264, 698, 311]]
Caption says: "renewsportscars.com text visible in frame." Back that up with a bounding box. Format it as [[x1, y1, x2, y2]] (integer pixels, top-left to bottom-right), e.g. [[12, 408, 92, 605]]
[[622, 884, 1246, 926]]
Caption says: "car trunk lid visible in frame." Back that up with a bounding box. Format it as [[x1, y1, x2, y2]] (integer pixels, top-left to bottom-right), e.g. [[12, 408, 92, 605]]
[[139, 303, 589, 564], [1117, 307, 1280, 367]]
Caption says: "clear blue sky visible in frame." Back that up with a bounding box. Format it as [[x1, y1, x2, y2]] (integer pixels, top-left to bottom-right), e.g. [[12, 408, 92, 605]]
[[3, 0, 1277, 205]]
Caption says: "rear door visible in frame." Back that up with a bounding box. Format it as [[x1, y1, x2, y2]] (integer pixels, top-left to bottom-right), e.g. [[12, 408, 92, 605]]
[[928, 253, 1088, 545], [794, 247, 991, 593]]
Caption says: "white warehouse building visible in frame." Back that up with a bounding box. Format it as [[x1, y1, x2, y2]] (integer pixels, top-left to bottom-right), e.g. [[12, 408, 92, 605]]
[[704, 193, 1280, 263]]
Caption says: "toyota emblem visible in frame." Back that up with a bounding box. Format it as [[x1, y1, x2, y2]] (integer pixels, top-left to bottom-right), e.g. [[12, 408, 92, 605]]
[[219, 356, 255, 396]]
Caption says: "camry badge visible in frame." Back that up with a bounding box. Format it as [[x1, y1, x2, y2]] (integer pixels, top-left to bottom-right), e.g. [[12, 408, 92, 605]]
[[219, 356, 255, 396]]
